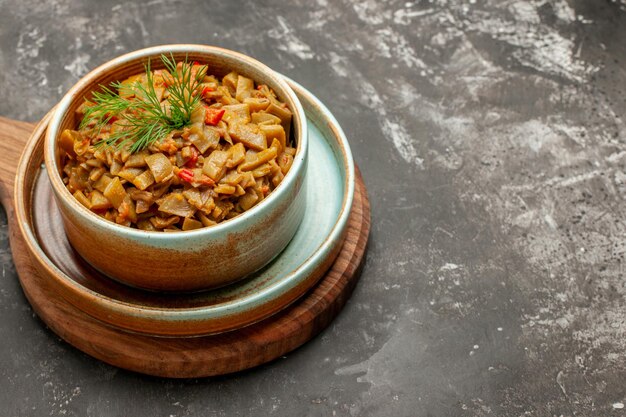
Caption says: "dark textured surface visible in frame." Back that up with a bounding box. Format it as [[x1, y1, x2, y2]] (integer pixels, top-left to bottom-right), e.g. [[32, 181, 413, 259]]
[[1, 0, 626, 415]]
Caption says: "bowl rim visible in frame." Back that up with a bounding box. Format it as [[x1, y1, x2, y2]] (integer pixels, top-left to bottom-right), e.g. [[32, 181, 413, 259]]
[[44, 44, 308, 239]]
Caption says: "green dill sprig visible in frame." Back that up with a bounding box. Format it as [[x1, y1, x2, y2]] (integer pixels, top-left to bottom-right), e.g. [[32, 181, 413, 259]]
[[80, 54, 207, 153]]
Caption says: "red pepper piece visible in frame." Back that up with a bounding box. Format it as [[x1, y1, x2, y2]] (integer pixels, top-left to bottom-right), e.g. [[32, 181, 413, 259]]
[[185, 147, 199, 168], [177, 169, 194, 183], [192, 61, 201, 66], [204, 107, 225, 126]]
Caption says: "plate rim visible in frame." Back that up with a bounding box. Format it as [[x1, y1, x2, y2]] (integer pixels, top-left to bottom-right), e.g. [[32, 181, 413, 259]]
[[14, 78, 355, 336]]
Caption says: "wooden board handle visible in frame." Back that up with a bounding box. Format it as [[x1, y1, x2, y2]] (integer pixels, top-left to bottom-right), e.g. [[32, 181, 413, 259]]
[[0, 116, 34, 207]]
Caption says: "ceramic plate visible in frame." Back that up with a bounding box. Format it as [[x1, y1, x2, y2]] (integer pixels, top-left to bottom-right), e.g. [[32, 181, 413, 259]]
[[17, 79, 355, 336]]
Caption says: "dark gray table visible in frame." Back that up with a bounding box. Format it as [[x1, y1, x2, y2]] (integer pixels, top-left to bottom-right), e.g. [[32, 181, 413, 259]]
[[1, 1, 625, 415]]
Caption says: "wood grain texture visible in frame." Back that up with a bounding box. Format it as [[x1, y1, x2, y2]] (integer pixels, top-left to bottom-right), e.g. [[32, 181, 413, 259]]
[[0, 117, 33, 206], [0, 118, 370, 378]]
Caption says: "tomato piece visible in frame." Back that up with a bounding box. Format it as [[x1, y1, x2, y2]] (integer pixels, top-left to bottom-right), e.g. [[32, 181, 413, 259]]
[[105, 113, 118, 124], [204, 107, 225, 126], [177, 168, 194, 183]]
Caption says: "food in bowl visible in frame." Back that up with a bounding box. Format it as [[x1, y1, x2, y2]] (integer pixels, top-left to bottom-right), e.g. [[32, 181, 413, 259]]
[[59, 54, 296, 231]]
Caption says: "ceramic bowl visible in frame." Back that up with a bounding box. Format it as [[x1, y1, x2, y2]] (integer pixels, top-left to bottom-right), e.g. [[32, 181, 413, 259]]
[[44, 44, 308, 292]]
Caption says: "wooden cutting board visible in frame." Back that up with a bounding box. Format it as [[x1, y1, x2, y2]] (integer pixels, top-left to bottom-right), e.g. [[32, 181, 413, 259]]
[[0, 116, 371, 378]]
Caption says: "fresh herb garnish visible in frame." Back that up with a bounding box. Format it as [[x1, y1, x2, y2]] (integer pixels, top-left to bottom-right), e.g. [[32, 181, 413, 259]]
[[80, 54, 207, 153]]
